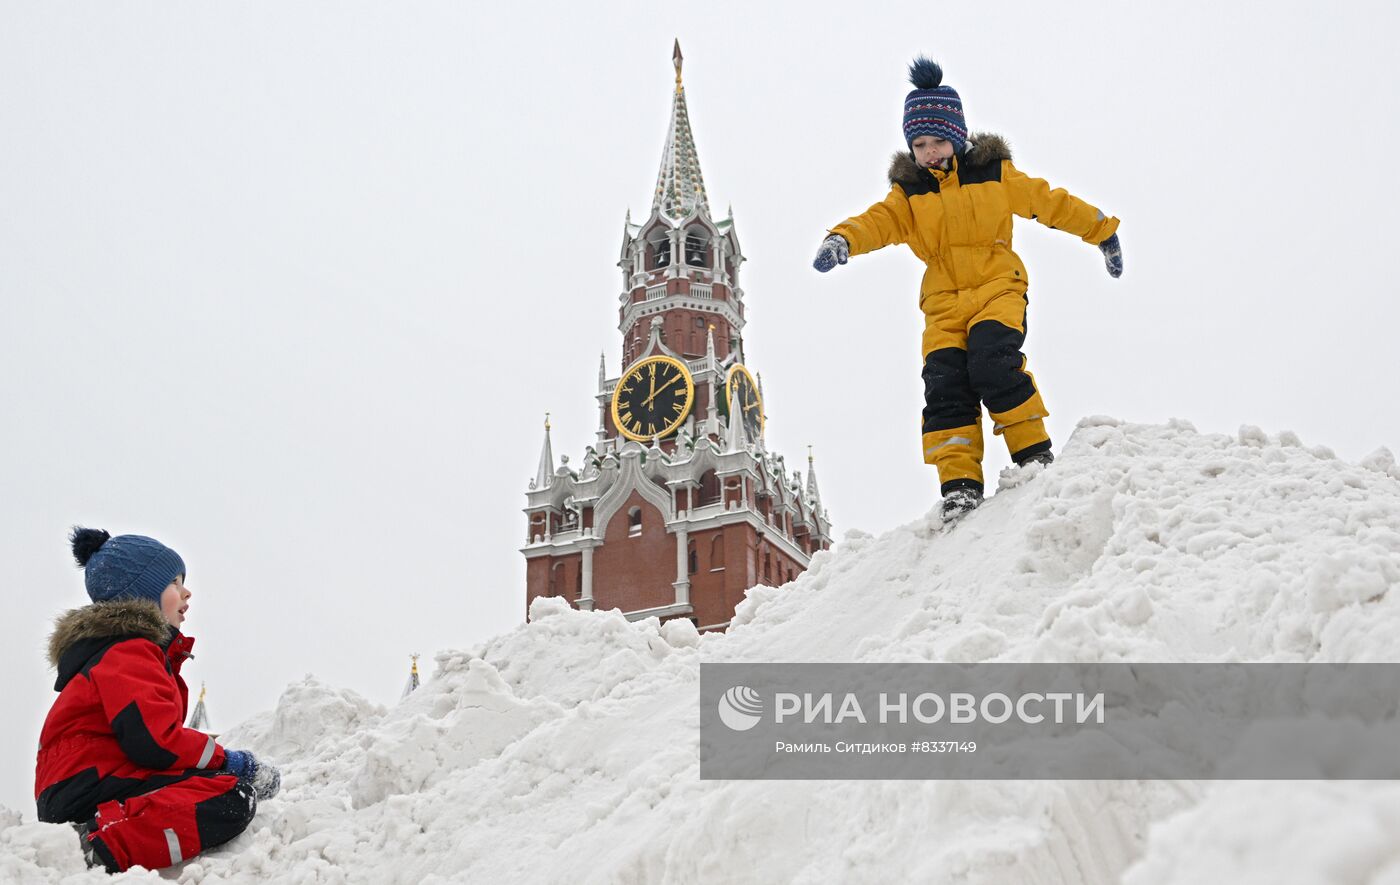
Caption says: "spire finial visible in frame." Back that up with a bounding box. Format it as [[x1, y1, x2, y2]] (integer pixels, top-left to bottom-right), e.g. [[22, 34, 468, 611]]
[[545, 411, 551, 431], [673, 39, 683, 91], [198, 682, 206, 703]]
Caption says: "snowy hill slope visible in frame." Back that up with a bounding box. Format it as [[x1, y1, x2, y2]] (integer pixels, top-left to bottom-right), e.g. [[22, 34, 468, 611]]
[[6, 417, 1400, 884]]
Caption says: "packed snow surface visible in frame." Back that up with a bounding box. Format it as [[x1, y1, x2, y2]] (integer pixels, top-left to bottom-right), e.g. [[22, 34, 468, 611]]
[[7, 418, 1400, 884]]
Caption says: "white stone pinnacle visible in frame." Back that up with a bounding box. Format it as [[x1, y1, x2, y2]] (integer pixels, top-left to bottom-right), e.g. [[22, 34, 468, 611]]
[[534, 414, 555, 490]]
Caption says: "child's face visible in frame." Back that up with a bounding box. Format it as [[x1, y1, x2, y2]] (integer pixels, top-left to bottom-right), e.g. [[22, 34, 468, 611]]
[[911, 135, 954, 168], [160, 575, 191, 628]]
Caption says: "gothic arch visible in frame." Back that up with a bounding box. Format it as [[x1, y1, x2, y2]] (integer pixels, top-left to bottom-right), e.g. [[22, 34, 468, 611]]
[[641, 221, 673, 270], [683, 225, 711, 267], [593, 446, 674, 539]]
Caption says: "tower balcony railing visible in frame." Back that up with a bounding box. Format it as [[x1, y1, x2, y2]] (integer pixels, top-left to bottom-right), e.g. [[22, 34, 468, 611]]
[[640, 281, 717, 301]]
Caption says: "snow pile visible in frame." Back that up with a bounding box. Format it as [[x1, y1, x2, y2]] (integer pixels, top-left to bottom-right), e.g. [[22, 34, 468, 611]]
[[6, 418, 1400, 884]]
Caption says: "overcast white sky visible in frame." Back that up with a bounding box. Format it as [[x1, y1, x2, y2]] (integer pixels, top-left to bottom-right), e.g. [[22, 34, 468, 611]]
[[3, 1, 1398, 812]]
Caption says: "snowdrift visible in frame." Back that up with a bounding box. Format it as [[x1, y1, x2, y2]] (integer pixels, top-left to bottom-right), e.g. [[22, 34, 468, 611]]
[[7, 417, 1400, 884]]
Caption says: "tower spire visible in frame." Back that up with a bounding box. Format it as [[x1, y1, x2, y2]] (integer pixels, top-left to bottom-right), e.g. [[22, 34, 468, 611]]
[[533, 413, 555, 489], [187, 682, 211, 732], [806, 446, 822, 506], [401, 654, 421, 700], [652, 41, 710, 222]]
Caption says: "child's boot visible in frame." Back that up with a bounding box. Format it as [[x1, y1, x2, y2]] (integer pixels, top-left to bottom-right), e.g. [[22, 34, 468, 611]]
[[941, 485, 983, 523], [1015, 450, 1054, 469], [72, 819, 118, 873]]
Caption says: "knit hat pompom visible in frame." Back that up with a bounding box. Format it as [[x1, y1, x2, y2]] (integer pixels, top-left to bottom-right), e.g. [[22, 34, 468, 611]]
[[908, 56, 943, 90], [70, 527, 111, 568]]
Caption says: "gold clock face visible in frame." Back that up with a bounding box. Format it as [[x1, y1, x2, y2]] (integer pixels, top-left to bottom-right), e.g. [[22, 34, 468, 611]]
[[611, 355, 695, 442], [726, 364, 764, 440]]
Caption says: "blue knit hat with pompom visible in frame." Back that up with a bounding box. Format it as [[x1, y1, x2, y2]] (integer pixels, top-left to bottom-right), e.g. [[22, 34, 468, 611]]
[[903, 57, 967, 153], [70, 527, 186, 605]]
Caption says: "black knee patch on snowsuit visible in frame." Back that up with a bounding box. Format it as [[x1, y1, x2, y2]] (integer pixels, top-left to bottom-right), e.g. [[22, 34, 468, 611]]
[[966, 320, 1036, 414], [921, 347, 979, 433], [194, 780, 258, 853]]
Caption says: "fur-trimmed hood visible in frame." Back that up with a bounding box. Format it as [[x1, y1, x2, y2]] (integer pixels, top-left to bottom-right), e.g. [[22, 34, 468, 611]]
[[48, 599, 173, 689], [889, 132, 1012, 189]]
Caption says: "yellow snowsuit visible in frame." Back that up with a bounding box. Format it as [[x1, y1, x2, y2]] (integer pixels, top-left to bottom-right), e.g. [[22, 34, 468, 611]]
[[828, 132, 1119, 494]]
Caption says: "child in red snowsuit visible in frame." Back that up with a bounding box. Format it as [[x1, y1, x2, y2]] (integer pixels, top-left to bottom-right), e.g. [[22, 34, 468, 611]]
[[36, 527, 281, 873]]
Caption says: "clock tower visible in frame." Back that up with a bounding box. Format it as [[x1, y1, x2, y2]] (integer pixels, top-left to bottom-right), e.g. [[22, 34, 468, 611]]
[[521, 43, 833, 631]]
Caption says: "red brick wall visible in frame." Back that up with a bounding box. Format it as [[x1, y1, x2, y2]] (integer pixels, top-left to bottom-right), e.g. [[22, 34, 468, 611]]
[[592, 491, 676, 614], [528, 510, 810, 629], [525, 552, 582, 618], [619, 306, 734, 367]]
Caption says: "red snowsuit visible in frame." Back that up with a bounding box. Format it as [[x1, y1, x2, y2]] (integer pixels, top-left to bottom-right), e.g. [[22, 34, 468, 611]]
[[35, 599, 257, 872]]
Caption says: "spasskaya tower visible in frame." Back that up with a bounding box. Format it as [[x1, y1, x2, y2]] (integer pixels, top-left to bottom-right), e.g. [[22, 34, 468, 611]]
[[521, 43, 833, 631]]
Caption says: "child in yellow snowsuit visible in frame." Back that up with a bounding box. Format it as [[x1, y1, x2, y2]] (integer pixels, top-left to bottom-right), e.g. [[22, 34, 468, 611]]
[[814, 57, 1123, 521]]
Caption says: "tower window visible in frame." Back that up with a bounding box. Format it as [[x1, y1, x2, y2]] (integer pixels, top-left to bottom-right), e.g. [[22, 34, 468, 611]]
[[650, 236, 671, 269], [628, 506, 643, 537], [698, 470, 721, 507], [685, 230, 709, 267]]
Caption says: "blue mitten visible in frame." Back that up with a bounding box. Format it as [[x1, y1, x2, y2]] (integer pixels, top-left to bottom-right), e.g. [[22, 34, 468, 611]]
[[222, 749, 282, 800], [812, 234, 849, 273], [221, 749, 253, 780], [1099, 233, 1123, 278]]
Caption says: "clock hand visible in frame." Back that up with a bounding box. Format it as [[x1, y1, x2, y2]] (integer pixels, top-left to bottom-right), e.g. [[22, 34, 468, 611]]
[[643, 374, 683, 407]]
